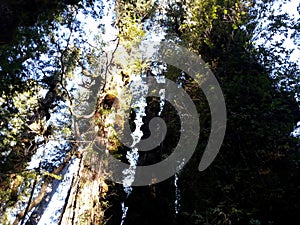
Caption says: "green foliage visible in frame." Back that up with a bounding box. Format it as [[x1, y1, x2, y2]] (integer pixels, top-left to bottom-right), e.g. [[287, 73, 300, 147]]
[[117, 0, 155, 49], [162, 0, 300, 224], [0, 0, 83, 221], [0, 0, 299, 224], [63, 46, 82, 78], [42, 171, 62, 180]]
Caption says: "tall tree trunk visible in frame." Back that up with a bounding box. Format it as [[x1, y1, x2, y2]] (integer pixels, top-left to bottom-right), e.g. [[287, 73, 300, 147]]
[[59, 154, 108, 225], [59, 68, 126, 225]]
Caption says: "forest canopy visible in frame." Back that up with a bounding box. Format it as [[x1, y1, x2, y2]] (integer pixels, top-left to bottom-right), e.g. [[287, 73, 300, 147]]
[[0, 0, 299, 225]]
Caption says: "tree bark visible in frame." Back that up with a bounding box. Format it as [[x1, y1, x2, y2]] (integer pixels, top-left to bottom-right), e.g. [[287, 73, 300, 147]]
[[58, 67, 126, 225], [59, 152, 108, 225]]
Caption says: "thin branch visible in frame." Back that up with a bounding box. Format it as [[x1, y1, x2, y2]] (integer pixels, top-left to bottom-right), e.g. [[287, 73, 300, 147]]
[[20, 176, 38, 225], [101, 37, 120, 93]]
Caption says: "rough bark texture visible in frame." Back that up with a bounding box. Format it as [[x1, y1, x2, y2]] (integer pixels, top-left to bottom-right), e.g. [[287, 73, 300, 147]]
[[59, 155, 108, 225], [59, 68, 127, 225]]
